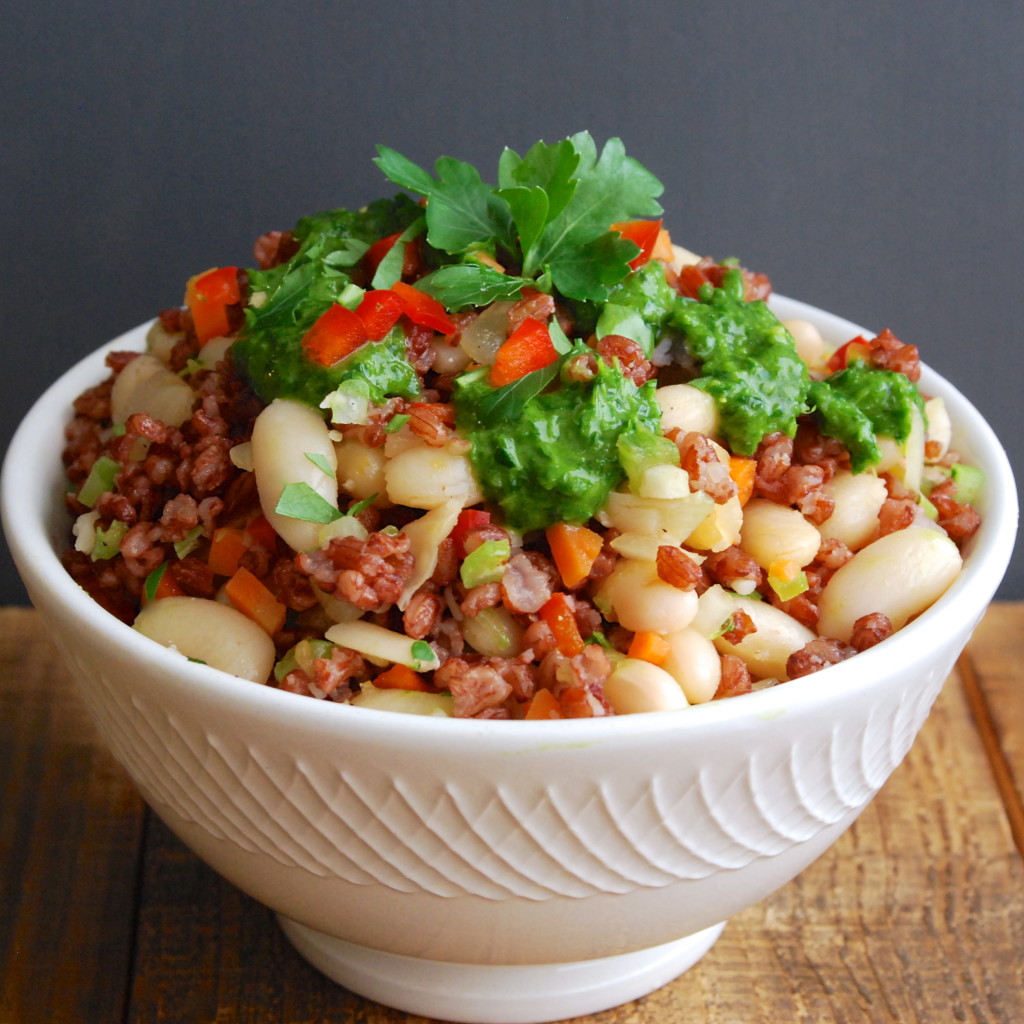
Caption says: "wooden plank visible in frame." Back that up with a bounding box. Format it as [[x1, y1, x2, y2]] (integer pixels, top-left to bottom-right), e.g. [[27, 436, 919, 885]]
[[957, 602, 1024, 854], [124, 606, 1024, 1023], [0, 608, 146, 1024]]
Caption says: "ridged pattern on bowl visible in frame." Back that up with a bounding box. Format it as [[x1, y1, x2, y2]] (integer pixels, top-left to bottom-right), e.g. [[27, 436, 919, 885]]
[[64, 646, 947, 902]]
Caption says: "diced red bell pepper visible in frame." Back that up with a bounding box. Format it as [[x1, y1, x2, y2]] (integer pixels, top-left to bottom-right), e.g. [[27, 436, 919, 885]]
[[490, 317, 559, 387], [302, 303, 368, 367], [611, 219, 663, 270], [391, 281, 455, 335], [539, 592, 585, 658], [185, 266, 241, 345], [826, 337, 874, 373], [356, 289, 405, 341], [363, 232, 421, 280], [451, 509, 492, 558]]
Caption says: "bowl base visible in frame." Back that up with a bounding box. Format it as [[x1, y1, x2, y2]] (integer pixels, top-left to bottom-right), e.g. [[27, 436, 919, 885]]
[[277, 914, 725, 1024]]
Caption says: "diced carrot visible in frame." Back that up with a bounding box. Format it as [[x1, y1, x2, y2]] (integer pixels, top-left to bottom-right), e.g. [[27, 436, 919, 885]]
[[650, 227, 675, 263], [627, 630, 671, 666], [490, 316, 558, 387], [539, 592, 585, 658], [545, 522, 604, 589], [143, 563, 184, 603], [224, 566, 287, 636], [208, 526, 248, 577], [524, 687, 563, 720], [373, 664, 434, 692], [768, 559, 802, 583], [728, 456, 757, 507]]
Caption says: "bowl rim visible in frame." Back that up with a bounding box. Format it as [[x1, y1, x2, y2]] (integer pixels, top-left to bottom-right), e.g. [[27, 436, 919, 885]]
[[1, 295, 1018, 742]]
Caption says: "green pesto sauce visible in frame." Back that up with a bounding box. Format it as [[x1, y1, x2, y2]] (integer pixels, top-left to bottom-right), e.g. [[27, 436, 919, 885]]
[[454, 347, 661, 532], [810, 361, 925, 473], [232, 195, 423, 408], [670, 286, 811, 455]]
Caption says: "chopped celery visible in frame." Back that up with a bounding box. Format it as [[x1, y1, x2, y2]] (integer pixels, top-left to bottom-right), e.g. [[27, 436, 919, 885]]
[[459, 538, 511, 588], [616, 429, 679, 491], [767, 569, 809, 603], [91, 520, 128, 561], [77, 455, 119, 508], [950, 463, 984, 504]]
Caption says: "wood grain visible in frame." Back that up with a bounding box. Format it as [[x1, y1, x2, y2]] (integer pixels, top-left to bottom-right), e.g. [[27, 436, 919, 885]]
[[0, 608, 146, 1024], [2, 605, 1022, 1024]]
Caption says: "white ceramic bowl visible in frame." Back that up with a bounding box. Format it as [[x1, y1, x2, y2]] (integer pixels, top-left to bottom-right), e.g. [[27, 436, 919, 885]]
[[1, 296, 1017, 1024]]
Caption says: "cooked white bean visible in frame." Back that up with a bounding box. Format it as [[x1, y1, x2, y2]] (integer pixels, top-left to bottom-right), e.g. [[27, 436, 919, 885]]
[[351, 682, 454, 716], [384, 444, 482, 509], [713, 598, 816, 680], [781, 318, 826, 369], [251, 398, 339, 552], [133, 596, 275, 682], [334, 437, 388, 501], [661, 627, 721, 703], [816, 526, 962, 642], [669, 243, 703, 273], [604, 658, 688, 714], [601, 489, 714, 545], [325, 620, 441, 671], [145, 320, 184, 363], [597, 558, 698, 634], [739, 498, 821, 569], [924, 396, 952, 463], [397, 500, 462, 609], [429, 338, 472, 374], [817, 471, 887, 551], [110, 353, 195, 427], [686, 494, 743, 552], [655, 383, 719, 437]]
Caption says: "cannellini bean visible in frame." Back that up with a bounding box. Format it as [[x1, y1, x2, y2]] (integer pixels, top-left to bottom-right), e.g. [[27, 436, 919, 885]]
[[924, 397, 952, 463], [133, 596, 276, 682], [655, 383, 719, 437], [430, 338, 472, 374], [782, 318, 827, 369], [251, 398, 339, 552], [384, 444, 482, 509], [334, 438, 388, 501], [600, 488, 714, 545], [351, 682, 454, 716], [597, 558, 698, 634], [604, 658, 689, 714], [739, 498, 822, 569], [110, 353, 195, 427], [145, 320, 184, 363], [398, 500, 462, 609], [713, 597, 817, 680], [669, 243, 703, 273], [875, 406, 926, 495], [816, 526, 962, 643], [817, 471, 888, 551], [326, 620, 441, 670], [686, 494, 743, 552], [661, 627, 722, 703]]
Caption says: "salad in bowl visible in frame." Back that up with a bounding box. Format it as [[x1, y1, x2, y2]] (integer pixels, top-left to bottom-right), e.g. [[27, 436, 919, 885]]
[[58, 132, 983, 720]]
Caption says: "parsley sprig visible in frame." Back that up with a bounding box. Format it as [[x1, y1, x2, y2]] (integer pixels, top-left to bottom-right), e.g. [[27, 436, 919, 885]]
[[374, 132, 664, 306]]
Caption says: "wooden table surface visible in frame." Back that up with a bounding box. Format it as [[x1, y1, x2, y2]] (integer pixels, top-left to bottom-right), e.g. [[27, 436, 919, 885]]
[[2, 603, 1022, 1024]]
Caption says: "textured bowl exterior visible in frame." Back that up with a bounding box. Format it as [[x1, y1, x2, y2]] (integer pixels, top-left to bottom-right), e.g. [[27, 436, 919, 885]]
[[2, 296, 1017, 969]]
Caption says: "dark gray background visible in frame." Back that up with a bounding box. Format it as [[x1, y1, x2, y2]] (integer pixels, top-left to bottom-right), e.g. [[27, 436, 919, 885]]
[[2, 1, 1021, 602]]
